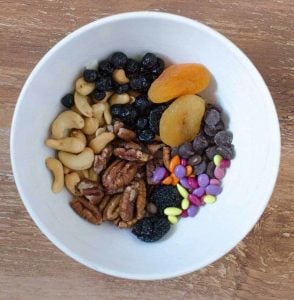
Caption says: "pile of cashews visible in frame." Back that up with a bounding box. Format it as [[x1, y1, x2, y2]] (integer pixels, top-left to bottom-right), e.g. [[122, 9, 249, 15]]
[[45, 71, 136, 194]]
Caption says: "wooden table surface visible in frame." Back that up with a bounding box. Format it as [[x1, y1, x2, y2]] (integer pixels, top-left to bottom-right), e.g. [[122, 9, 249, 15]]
[[1, 0, 293, 299]]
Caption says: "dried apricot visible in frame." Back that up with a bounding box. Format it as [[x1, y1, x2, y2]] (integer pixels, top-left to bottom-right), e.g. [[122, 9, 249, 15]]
[[148, 64, 210, 103], [159, 95, 205, 147]]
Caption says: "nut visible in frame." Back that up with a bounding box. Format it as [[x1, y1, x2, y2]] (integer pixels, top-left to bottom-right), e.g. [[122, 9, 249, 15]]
[[58, 147, 94, 170], [113, 148, 150, 162], [163, 146, 171, 169], [119, 182, 139, 221], [70, 130, 87, 146], [92, 91, 113, 104], [95, 127, 107, 137], [75, 77, 95, 96], [92, 102, 106, 125], [98, 195, 111, 212], [70, 197, 102, 225], [147, 143, 165, 155], [112, 69, 129, 84], [63, 166, 71, 175], [83, 117, 99, 135], [103, 194, 121, 221], [51, 111, 84, 139], [45, 157, 64, 193], [45, 137, 85, 154], [109, 93, 130, 106], [128, 90, 140, 98], [93, 144, 113, 175], [76, 169, 89, 179], [102, 159, 139, 194], [88, 167, 98, 181], [65, 172, 81, 195], [74, 92, 93, 118], [116, 128, 136, 142], [77, 178, 104, 205], [113, 120, 124, 134], [89, 132, 115, 154], [103, 102, 112, 125]]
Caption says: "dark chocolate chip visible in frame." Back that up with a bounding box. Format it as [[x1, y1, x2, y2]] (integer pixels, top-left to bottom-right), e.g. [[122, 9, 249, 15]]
[[188, 155, 202, 166], [205, 146, 218, 160], [216, 145, 234, 160], [178, 142, 194, 159], [204, 120, 224, 137], [214, 130, 233, 146], [205, 109, 221, 126], [193, 133, 209, 153], [206, 161, 215, 178], [193, 160, 207, 175]]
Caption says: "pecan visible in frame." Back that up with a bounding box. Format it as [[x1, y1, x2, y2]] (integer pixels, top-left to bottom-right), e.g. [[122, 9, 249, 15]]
[[114, 140, 142, 150], [113, 148, 150, 162], [119, 182, 139, 221], [103, 194, 122, 221], [70, 197, 102, 225], [77, 178, 104, 205], [147, 143, 165, 155], [146, 157, 163, 185], [98, 195, 111, 212], [93, 144, 113, 175], [116, 128, 136, 141], [113, 120, 124, 134], [163, 146, 171, 169], [102, 159, 139, 194]]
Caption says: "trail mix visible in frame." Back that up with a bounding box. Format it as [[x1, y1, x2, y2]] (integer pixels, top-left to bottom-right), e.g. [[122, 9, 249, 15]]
[[45, 52, 234, 242]]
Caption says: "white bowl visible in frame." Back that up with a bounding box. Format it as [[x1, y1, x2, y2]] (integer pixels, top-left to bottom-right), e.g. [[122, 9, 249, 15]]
[[10, 12, 280, 280]]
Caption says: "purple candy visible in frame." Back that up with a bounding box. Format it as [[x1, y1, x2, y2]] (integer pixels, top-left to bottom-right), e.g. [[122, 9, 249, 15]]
[[152, 167, 167, 183], [180, 177, 191, 189], [193, 187, 205, 197], [214, 167, 225, 179], [210, 178, 220, 185], [198, 173, 209, 187], [174, 165, 186, 179], [181, 158, 187, 167], [187, 177, 198, 189], [206, 184, 223, 196], [181, 210, 189, 218], [187, 205, 199, 217], [188, 194, 201, 206], [220, 159, 231, 169]]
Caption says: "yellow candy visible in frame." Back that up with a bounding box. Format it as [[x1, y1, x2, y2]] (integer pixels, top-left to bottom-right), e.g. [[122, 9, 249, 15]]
[[181, 198, 189, 210], [203, 195, 216, 204], [164, 207, 182, 216], [176, 184, 189, 199], [213, 154, 223, 167], [168, 215, 178, 224]]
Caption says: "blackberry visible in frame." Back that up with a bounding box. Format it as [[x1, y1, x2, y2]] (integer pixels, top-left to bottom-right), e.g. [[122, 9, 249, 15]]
[[83, 69, 98, 83], [141, 53, 157, 69], [95, 76, 113, 91], [132, 216, 170, 242], [61, 93, 74, 108], [98, 60, 114, 75], [92, 89, 106, 101], [130, 75, 150, 91], [111, 52, 128, 69], [125, 58, 139, 75], [136, 117, 148, 130], [148, 105, 168, 134], [137, 129, 155, 143], [150, 185, 182, 215], [134, 94, 152, 115], [115, 83, 129, 94]]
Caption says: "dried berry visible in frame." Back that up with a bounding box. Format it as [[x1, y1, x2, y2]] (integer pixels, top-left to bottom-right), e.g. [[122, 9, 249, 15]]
[[92, 89, 106, 101], [61, 93, 74, 108], [136, 117, 148, 130], [204, 108, 220, 126], [148, 105, 168, 134], [111, 52, 128, 69], [151, 57, 165, 76], [137, 129, 155, 143], [116, 83, 129, 94], [96, 76, 113, 91], [98, 60, 114, 75], [150, 185, 182, 214], [214, 130, 233, 146], [141, 53, 157, 69], [132, 216, 170, 242], [83, 69, 98, 83], [134, 94, 152, 115], [130, 75, 150, 91], [125, 58, 139, 75], [111, 104, 138, 127]]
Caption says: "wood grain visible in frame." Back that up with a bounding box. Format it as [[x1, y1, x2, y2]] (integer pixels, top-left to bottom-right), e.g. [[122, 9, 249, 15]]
[[0, 0, 293, 299]]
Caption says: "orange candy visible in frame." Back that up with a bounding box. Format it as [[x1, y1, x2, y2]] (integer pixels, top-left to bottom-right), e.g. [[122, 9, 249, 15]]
[[148, 63, 210, 103], [162, 176, 173, 185], [169, 155, 180, 172], [171, 173, 179, 185], [186, 165, 193, 177]]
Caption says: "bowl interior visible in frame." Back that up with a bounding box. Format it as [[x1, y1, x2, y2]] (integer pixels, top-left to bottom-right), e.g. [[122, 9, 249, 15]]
[[11, 12, 280, 280]]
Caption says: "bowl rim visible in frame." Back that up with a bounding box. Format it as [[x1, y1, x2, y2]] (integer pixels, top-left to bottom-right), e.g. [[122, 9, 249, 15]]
[[10, 11, 281, 280]]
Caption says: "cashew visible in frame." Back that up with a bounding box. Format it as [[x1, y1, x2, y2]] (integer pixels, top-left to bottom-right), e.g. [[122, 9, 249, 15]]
[[92, 102, 106, 125], [103, 102, 112, 125], [89, 132, 115, 154], [77, 169, 89, 179], [58, 147, 94, 170], [88, 167, 98, 181], [65, 172, 81, 195], [112, 69, 129, 84], [45, 157, 64, 193], [70, 130, 87, 146], [63, 166, 71, 174], [129, 95, 136, 104], [75, 77, 95, 96], [83, 117, 99, 135], [74, 92, 93, 118], [92, 91, 113, 104], [109, 93, 130, 106], [95, 127, 106, 136], [86, 134, 96, 145], [51, 111, 84, 139], [45, 137, 85, 153]]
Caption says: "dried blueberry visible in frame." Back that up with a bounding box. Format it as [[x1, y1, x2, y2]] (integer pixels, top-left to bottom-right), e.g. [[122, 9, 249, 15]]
[[95, 76, 113, 91], [115, 83, 129, 94], [61, 93, 74, 108], [98, 60, 114, 75], [178, 142, 194, 159], [141, 53, 157, 69], [151, 57, 165, 76], [111, 104, 138, 127], [83, 69, 98, 83], [193, 160, 207, 175], [148, 105, 167, 134], [136, 117, 148, 130], [134, 94, 152, 115], [204, 121, 224, 137], [137, 129, 155, 143], [214, 130, 233, 146], [132, 216, 170, 242], [216, 145, 234, 160], [205, 146, 218, 160], [193, 133, 209, 153], [204, 109, 221, 126], [92, 89, 106, 101], [206, 161, 215, 178], [125, 58, 139, 75], [130, 75, 150, 91], [111, 52, 128, 69]]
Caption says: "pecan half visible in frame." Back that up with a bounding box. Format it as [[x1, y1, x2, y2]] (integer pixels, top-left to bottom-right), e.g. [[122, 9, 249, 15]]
[[146, 157, 163, 185], [103, 194, 122, 221], [163, 146, 171, 169], [113, 120, 136, 141], [114, 140, 142, 150], [102, 159, 139, 194], [147, 143, 165, 155], [98, 195, 111, 212], [113, 148, 150, 162], [93, 144, 113, 175], [70, 197, 102, 225], [119, 182, 139, 221], [113, 120, 124, 134], [77, 178, 104, 205]]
